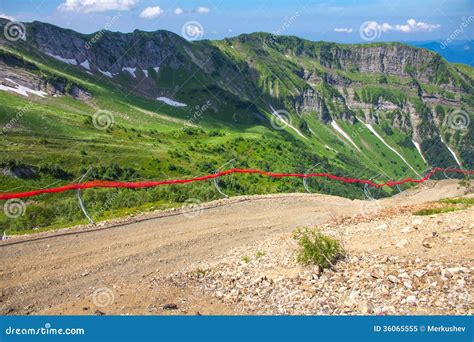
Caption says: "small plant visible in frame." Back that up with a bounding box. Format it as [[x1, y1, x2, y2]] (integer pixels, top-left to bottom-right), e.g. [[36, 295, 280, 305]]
[[293, 228, 345, 269], [255, 251, 266, 259], [414, 197, 474, 216], [241, 255, 250, 263], [413, 207, 457, 216]]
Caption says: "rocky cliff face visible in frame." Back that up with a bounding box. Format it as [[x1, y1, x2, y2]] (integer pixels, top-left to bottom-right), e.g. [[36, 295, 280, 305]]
[[326, 45, 436, 82], [28, 22, 185, 73]]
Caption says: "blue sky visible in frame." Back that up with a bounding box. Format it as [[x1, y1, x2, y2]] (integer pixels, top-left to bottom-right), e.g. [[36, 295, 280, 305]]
[[1, 0, 473, 43]]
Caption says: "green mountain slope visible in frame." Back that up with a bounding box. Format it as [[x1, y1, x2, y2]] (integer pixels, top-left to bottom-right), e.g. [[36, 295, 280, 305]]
[[0, 20, 472, 234]]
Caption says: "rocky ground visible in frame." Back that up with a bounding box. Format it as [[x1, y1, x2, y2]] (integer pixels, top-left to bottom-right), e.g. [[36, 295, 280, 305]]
[[171, 204, 473, 315], [1, 180, 471, 315]]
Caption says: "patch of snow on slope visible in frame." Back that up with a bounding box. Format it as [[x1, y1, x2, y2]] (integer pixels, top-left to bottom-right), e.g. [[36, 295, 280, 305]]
[[80, 60, 90, 70], [153, 67, 160, 73], [412, 140, 427, 164], [46, 53, 77, 65], [142, 69, 148, 78], [0, 78, 47, 97], [156, 97, 187, 107], [357, 118, 420, 177], [122, 67, 136, 78], [269, 105, 307, 139], [98, 69, 113, 78], [440, 136, 462, 167], [330, 120, 360, 152]]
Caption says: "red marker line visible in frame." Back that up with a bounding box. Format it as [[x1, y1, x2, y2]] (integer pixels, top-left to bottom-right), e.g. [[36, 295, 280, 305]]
[[0, 167, 472, 200]]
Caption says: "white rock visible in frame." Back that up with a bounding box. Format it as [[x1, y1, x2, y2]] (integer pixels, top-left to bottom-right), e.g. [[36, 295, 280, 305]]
[[395, 239, 408, 248], [406, 295, 417, 304], [387, 275, 399, 283]]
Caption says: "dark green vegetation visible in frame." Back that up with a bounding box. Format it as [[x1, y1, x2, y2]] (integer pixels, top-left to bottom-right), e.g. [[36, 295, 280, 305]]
[[293, 228, 345, 269], [0, 20, 472, 234], [413, 197, 474, 216]]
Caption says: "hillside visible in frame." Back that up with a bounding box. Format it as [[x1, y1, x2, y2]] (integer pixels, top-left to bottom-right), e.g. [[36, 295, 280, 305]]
[[0, 19, 472, 233]]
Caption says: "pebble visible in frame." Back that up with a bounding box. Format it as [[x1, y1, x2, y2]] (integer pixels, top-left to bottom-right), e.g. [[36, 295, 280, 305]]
[[387, 275, 400, 283], [400, 227, 412, 233], [163, 303, 178, 310], [395, 239, 408, 248]]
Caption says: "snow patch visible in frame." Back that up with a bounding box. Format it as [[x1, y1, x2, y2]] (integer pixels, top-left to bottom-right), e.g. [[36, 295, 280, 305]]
[[46, 52, 77, 65], [412, 140, 427, 164], [80, 60, 91, 70], [122, 67, 136, 78], [153, 67, 160, 73], [330, 120, 360, 152], [156, 97, 187, 107], [269, 105, 307, 139], [357, 118, 420, 177], [440, 136, 462, 167], [98, 69, 113, 78], [0, 78, 47, 97], [142, 69, 148, 78]]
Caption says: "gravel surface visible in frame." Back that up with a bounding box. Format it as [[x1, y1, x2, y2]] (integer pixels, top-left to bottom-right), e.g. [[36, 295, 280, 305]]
[[173, 205, 473, 315]]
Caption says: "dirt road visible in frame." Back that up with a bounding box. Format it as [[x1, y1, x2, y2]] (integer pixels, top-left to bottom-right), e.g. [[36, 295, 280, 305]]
[[0, 180, 471, 315]]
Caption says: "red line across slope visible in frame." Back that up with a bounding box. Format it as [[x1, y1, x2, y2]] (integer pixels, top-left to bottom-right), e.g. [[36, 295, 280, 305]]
[[0, 167, 472, 200]]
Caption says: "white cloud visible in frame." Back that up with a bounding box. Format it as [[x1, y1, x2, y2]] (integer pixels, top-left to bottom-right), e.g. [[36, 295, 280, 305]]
[[403, 18, 440, 32], [58, 0, 138, 13], [334, 28, 353, 33], [139, 6, 164, 19], [0, 13, 15, 21], [174, 7, 184, 15], [363, 19, 440, 34], [196, 6, 210, 14]]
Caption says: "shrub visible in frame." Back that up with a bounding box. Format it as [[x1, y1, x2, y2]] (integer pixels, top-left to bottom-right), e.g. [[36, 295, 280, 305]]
[[293, 228, 345, 269]]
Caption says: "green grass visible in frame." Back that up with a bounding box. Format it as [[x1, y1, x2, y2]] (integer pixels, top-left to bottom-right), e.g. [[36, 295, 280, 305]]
[[413, 197, 474, 216], [440, 197, 474, 205]]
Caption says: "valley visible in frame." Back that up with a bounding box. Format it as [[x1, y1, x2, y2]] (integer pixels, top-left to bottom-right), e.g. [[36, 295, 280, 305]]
[[0, 19, 472, 234]]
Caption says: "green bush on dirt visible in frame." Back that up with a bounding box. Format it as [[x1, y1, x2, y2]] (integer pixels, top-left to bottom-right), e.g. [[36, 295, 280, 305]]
[[293, 228, 345, 269]]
